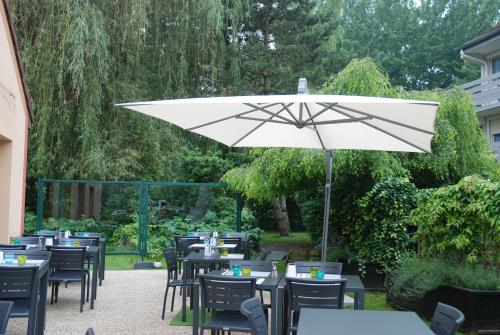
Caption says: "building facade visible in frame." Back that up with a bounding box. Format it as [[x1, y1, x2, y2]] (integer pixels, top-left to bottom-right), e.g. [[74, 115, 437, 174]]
[[460, 24, 500, 160], [0, 0, 33, 242]]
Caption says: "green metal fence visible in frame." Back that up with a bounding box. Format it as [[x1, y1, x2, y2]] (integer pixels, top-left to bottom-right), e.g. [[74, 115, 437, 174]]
[[35, 179, 242, 256]]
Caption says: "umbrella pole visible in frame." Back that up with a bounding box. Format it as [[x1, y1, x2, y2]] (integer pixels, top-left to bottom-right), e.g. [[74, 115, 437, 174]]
[[320, 150, 333, 261]]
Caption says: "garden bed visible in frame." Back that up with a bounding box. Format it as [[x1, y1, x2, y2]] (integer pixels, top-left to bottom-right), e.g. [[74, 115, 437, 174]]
[[388, 286, 500, 334]]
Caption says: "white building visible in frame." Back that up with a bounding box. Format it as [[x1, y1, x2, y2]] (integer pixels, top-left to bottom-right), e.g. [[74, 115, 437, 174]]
[[460, 24, 500, 160]]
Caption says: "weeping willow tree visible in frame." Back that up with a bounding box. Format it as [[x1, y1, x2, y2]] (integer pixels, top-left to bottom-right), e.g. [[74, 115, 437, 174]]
[[9, 0, 248, 180]]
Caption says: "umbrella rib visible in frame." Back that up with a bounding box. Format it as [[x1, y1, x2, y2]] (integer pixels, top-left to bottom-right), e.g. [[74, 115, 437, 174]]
[[329, 106, 430, 153], [281, 103, 299, 123], [306, 116, 372, 126], [244, 103, 295, 123], [230, 105, 290, 147], [304, 103, 326, 150], [302, 103, 337, 123], [186, 103, 282, 131], [330, 103, 435, 135], [236, 116, 294, 125]]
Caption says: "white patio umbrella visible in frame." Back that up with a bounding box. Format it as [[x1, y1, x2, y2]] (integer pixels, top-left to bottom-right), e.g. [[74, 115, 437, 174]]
[[117, 79, 439, 261]]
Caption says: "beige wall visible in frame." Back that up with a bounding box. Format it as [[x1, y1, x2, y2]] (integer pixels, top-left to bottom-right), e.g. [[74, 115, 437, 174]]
[[0, 3, 30, 243]]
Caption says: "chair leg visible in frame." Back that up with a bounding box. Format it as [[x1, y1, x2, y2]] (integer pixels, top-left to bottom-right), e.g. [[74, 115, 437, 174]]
[[80, 278, 85, 313], [50, 282, 55, 304], [171, 286, 176, 312], [260, 290, 264, 303], [162, 284, 170, 319], [86, 273, 90, 302], [55, 282, 59, 303]]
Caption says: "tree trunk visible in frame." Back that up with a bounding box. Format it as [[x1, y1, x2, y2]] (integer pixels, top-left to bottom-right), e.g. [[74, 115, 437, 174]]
[[272, 196, 291, 236]]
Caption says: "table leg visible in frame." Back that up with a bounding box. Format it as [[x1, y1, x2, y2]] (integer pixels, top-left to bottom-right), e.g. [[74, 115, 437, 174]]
[[354, 290, 365, 310], [99, 242, 105, 285], [182, 260, 189, 321], [270, 287, 277, 335], [192, 282, 199, 335], [27, 275, 40, 335], [37, 271, 49, 335], [91, 251, 99, 309], [276, 286, 284, 335]]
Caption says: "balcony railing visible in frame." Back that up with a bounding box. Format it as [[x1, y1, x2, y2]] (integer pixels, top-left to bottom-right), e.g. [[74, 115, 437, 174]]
[[461, 72, 500, 113]]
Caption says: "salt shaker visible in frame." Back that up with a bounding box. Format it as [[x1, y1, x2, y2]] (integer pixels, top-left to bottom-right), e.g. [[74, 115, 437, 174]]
[[38, 236, 43, 249], [271, 261, 278, 279]]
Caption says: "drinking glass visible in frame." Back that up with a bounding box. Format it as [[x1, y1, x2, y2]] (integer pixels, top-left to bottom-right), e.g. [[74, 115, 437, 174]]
[[231, 264, 241, 276], [221, 248, 228, 257], [316, 270, 325, 279], [4, 252, 14, 264], [242, 267, 252, 277], [18, 255, 27, 266], [310, 266, 319, 279]]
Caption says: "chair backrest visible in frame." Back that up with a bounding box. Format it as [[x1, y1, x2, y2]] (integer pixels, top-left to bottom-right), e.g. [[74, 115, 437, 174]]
[[0, 301, 14, 334], [240, 297, 268, 335], [9, 236, 43, 246], [431, 302, 465, 335], [295, 261, 343, 275], [220, 237, 242, 252], [37, 230, 58, 236], [229, 260, 272, 272], [177, 237, 200, 257], [199, 274, 256, 312], [47, 246, 86, 270], [224, 232, 248, 240], [189, 232, 210, 239], [0, 266, 38, 300], [163, 247, 178, 272], [0, 244, 27, 250], [286, 278, 346, 312], [69, 236, 100, 246], [75, 232, 102, 238], [59, 238, 95, 247]]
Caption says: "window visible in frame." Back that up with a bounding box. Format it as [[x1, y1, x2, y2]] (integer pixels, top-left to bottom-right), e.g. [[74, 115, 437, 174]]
[[493, 133, 500, 142], [493, 57, 500, 74]]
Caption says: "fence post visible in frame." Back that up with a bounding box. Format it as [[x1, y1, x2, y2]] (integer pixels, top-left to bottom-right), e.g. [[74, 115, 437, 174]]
[[36, 180, 45, 231], [138, 183, 149, 259], [235, 193, 243, 232]]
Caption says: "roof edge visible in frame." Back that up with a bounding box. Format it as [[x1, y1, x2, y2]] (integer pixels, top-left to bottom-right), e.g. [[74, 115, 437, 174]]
[[460, 24, 500, 52], [2, 0, 34, 127]]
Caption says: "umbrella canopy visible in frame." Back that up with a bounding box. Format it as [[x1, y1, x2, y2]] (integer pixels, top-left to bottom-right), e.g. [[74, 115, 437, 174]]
[[117, 80, 439, 260], [117, 93, 438, 153]]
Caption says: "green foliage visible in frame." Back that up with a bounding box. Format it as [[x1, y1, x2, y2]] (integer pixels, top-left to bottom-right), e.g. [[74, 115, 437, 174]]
[[386, 255, 499, 304], [24, 212, 38, 234], [399, 89, 498, 187], [42, 217, 99, 234], [413, 175, 500, 268], [345, 178, 418, 272]]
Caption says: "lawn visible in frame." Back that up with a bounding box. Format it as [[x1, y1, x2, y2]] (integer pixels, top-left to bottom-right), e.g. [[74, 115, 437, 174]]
[[261, 231, 311, 245]]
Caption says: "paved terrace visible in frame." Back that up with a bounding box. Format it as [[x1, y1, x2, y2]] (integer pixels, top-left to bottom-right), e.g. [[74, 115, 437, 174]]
[[7, 270, 194, 335]]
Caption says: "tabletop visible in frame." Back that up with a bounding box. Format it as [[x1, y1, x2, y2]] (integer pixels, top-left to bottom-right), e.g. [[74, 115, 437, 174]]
[[206, 269, 284, 289], [181, 251, 245, 262], [297, 309, 434, 335], [188, 243, 238, 249]]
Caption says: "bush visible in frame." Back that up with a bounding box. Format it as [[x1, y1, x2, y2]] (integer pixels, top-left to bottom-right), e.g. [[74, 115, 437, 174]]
[[412, 175, 500, 269], [386, 254, 499, 304], [24, 211, 38, 233], [343, 177, 418, 273]]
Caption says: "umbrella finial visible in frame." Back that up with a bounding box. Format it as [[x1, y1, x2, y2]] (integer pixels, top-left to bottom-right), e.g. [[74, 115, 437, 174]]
[[297, 78, 308, 95]]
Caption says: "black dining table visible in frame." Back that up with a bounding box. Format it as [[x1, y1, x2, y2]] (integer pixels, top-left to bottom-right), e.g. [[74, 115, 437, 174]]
[[297, 309, 434, 335], [191, 269, 285, 335], [0, 249, 51, 335]]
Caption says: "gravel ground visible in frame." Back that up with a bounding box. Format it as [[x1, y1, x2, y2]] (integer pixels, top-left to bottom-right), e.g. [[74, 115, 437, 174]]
[[6, 270, 191, 335]]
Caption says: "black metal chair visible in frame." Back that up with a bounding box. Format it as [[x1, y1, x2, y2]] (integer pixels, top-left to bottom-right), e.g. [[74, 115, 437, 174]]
[[0, 301, 14, 334], [294, 261, 342, 275], [174, 236, 200, 273], [161, 248, 194, 318], [0, 244, 27, 250], [0, 266, 38, 334], [229, 261, 272, 303], [47, 246, 90, 312], [220, 237, 242, 253], [286, 278, 346, 334], [430, 302, 465, 335], [240, 297, 268, 335], [199, 274, 256, 334]]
